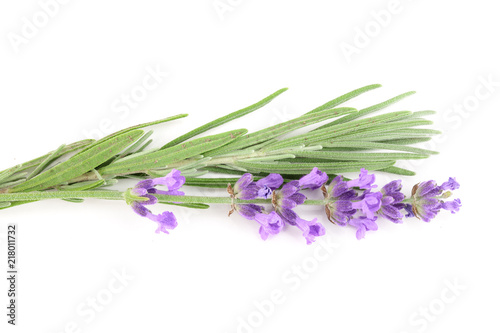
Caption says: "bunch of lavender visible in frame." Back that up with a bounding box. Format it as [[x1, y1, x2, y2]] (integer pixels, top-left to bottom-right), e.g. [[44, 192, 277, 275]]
[[0, 84, 454, 239]]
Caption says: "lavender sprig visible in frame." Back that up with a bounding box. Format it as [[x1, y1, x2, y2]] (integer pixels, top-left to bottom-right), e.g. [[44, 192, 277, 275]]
[[0, 86, 459, 242], [1, 85, 439, 204]]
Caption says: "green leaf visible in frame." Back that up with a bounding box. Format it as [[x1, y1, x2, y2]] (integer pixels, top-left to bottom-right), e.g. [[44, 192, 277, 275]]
[[205, 107, 357, 157], [27, 144, 66, 180], [294, 150, 429, 161], [313, 91, 415, 131], [340, 128, 441, 141], [59, 179, 106, 191], [264, 111, 411, 151], [306, 84, 382, 114], [116, 130, 154, 159], [321, 140, 438, 155], [235, 160, 395, 174], [379, 166, 416, 176], [78, 114, 187, 155], [161, 88, 288, 149], [62, 198, 85, 203], [10, 130, 144, 192], [0, 139, 94, 183], [99, 129, 248, 176], [184, 177, 239, 188], [377, 137, 432, 145]]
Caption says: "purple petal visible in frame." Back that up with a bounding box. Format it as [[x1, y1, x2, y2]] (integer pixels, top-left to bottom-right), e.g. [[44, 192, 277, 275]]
[[289, 192, 306, 205], [404, 204, 415, 218], [351, 192, 382, 219], [236, 184, 260, 200], [298, 167, 328, 190], [346, 168, 377, 190], [280, 181, 300, 197], [349, 216, 378, 239], [440, 177, 460, 191], [256, 173, 284, 190], [234, 173, 253, 193], [154, 211, 178, 234], [255, 211, 284, 240], [236, 204, 263, 220], [295, 217, 326, 244], [278, 208, 299, 225], [134, 179, 154, 190], [257, 185, 273, 199], [153, 169, 186, 191], [280, 198, 298, 209], [441, 198, 461, 214], [155, 189, 185, 196]]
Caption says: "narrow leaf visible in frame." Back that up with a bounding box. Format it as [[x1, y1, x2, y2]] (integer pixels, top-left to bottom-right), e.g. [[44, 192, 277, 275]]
[[306, 84, 381, 114], [205, 107, 357, 157], [10, 130, 144, 192], [314, 91, 416, 131], [379, 166, 416, 176], [161, 88, 288, 149], [100, 129, 247, 176], [27, 144, 66, 180]]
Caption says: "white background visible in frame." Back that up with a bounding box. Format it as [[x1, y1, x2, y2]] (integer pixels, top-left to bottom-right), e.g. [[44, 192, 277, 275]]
[[0, 1, 499, 332]]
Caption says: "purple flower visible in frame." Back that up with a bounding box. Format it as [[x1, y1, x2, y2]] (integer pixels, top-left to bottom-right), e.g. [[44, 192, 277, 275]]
[[351, 191, 383, 219], [235, 204, 263, 220], [440, 177, 460, 191], [254, 211, 284, 240], [440, 198, 461, 214], [410, 178, 461, 222], [128, 169, 185, 234], [272, 179, 326, 244], [346, 168, 377, 190], [298, 167, 328, 190], [233, 173, 260, 200], [256, 173, 284, 198], [324, 176, 357, 225], [377, 180, 406, 223], [294, 217, 326, 244], [324, 171, 379, 225], [348, 216, 378, 240], [233, 173, 283, 199], [273, 180, 306, 225]]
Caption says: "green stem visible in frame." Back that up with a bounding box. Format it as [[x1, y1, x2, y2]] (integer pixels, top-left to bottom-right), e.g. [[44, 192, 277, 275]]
[[0, 191, 327, 206], [0, 191, 124, 201]]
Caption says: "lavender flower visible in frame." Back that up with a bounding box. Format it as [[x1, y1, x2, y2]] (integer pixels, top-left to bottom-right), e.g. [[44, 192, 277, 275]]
[[410, 177, 461, 222], [235, 203, 263, 220], [128, 169, 185, 234], [256, 173, 284, 198], [324, 168, 377, 225], [348, 216, 378, 240], [254, 211, 284, 240], [233, 173, 260, 200], [294, 217, 326, 244], [298, 167, 328, 190], [233, 173, 283, 199], [351, 191, 382, 219], [273, 180, 306, 226], [376, 180, 406, 223], [346, 168, 377, 190], [324, 175, 358, 225], [272, 179, 326, 244], [323, 169, 382, 238]]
